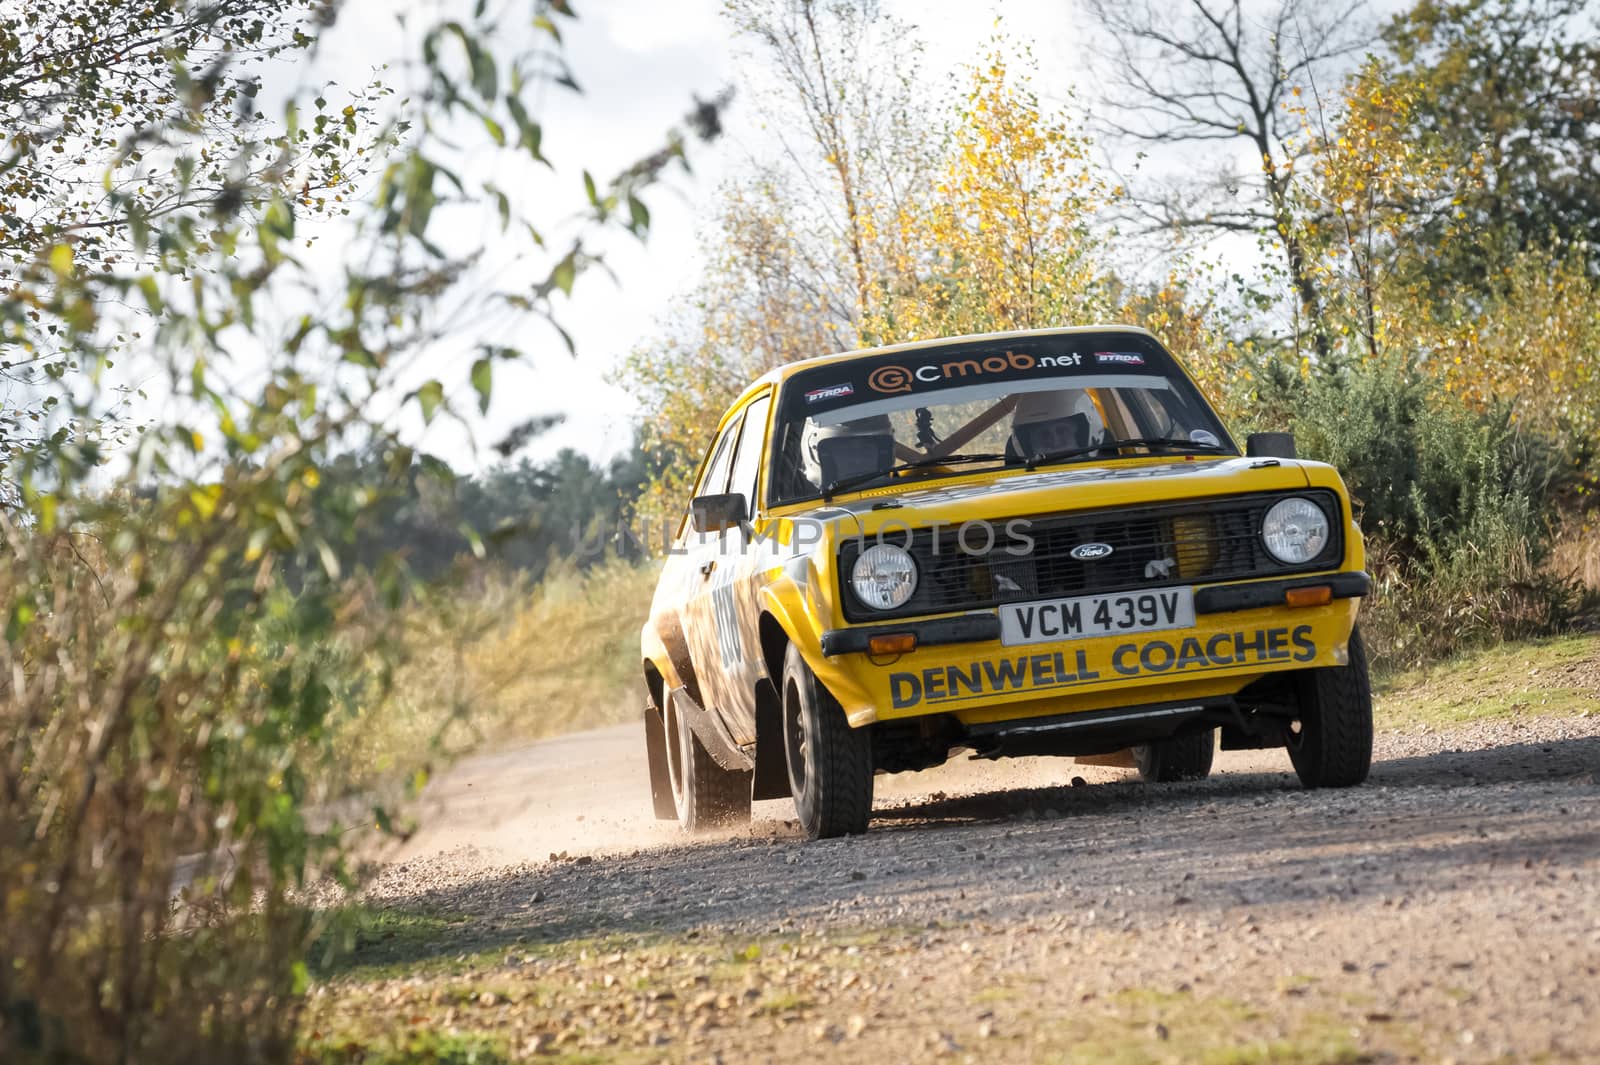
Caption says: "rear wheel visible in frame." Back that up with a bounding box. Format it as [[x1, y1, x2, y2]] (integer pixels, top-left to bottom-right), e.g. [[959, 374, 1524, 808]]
[[782, 643, 873, 839], [664, 690, 751, 831], [1287, 625, 1374, 788], [1133, 729, 1215, 782]]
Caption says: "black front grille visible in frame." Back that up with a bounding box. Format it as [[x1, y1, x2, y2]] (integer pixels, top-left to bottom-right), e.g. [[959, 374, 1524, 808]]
[[839, 491, 1343, 621]]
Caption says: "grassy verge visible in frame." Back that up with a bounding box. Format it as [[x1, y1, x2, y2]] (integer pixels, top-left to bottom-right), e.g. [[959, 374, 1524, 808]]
[[328, 559, 658, 795], [462, 560, 659, 737], [1374, 631, 1600, 730]]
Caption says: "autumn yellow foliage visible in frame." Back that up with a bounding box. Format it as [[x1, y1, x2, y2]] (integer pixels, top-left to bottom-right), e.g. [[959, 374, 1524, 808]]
[[862, 55, 1109, 342], [1290, 59, 1599, 458], [1291, 61, 1453, 359], [1425, 249, 1600, 453]]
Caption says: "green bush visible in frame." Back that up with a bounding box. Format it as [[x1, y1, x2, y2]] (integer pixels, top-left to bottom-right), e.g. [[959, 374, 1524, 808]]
[[0, 470, 392, 1064], [1258, 355, 1587, 670]]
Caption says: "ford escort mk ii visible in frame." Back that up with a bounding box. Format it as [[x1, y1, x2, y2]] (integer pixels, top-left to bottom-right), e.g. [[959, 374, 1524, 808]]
[[641, 327, 1372, 839]]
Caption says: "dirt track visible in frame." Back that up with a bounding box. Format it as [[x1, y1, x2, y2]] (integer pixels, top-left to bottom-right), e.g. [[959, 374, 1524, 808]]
[[337, 710, 1600, 1055], [347, 713, 1600, 1062]]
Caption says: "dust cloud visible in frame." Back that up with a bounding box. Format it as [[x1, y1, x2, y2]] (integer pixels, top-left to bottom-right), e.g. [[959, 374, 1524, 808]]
[[390, 723, 1193, 866]]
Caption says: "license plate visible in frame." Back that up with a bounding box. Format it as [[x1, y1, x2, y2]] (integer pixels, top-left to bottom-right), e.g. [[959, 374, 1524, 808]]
[[999, 588, 1195, 647]]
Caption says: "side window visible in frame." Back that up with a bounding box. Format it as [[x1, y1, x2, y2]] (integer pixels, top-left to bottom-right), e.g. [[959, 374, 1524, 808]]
[[727, 395, 772, 511], [771, 417, 809, 502], [693, 414, 742, 500]]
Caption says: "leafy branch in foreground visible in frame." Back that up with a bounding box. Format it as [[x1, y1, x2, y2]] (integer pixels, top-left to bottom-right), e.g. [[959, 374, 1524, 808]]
[[0, 0, 390, 472], [0, 1, 727, 1061]]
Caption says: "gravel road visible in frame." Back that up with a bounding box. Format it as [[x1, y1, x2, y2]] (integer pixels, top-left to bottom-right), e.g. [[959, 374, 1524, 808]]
[[345, 711, 1600, 1062]]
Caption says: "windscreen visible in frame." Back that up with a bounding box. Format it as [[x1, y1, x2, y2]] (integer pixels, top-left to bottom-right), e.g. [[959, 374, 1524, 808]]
[[768, 334, 1234, 505]]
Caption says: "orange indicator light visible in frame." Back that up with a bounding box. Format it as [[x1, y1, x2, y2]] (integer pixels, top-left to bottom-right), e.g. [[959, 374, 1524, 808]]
[[1284, 585, 1333, 608], [868, 633, 918, 655]]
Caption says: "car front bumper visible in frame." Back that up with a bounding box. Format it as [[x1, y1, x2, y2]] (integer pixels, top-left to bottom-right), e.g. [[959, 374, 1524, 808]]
[[811, 573, 1368, 727]]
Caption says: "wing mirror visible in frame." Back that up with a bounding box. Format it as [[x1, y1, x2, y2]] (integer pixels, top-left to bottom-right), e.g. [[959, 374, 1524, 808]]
[[1245, 432, 1297, 459], [690, 492, 748, 534]]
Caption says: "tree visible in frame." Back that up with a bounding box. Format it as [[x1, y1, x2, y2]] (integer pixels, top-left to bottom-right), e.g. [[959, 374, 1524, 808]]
[[864, 54, 1112, 340], [619, 0, 932, 526], [1286, 45, 1599, 457], [723, 0, 934, 341], [867, 55, 1246, 410], [1383, 0, 1600, 289], [1289, 58, 1456, 359], [1085, 0, 1376, 358], [617, 17, 1247, 524], [0, 0, 368, 263], [304, 437, 655, 583]]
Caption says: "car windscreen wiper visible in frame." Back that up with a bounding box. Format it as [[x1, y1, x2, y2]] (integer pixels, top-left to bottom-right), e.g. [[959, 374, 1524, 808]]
[[821, 452, 1008, 501], [1024, 437, 1227, 472]]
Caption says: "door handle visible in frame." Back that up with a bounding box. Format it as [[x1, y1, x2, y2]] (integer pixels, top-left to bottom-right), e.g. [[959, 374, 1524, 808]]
[[700, 559, 717, 578]]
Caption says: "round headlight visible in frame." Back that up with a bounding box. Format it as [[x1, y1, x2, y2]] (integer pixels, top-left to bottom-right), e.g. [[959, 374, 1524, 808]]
[[1261, 497, 1331, 565], [851, 543, 918, 610]]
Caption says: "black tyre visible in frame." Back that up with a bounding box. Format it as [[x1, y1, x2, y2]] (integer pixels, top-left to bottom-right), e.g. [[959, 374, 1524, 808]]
[[1133, 728, 1216, 782], [782, 643, 873, 839], [664, 690, 751, 832], [1287, 624, 1374, 788]]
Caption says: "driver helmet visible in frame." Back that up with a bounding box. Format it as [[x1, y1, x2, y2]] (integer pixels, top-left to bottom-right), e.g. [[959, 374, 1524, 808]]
[[801, 414, 895, 488], [1009, 389, 1105, 458]]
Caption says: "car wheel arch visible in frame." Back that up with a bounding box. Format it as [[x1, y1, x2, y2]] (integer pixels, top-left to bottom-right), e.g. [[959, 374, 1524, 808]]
[[757, 611, 790, 687]]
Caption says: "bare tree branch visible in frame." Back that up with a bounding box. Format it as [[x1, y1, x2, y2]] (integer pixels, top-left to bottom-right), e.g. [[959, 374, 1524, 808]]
[[1083, 0, 1378, 356]]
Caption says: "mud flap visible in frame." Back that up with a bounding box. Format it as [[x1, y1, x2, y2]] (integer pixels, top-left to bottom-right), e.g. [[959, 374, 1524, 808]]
[[752, 677, 792, 801], [643, 703, 677, 820]]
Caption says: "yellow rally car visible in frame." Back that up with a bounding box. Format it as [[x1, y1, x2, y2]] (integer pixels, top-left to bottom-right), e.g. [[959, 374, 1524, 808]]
[[641, 326, 1372, 839]]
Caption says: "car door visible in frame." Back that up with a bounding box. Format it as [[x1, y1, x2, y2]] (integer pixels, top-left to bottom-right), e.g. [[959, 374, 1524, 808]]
[[660, 414, 741, 716], [692, 393, 772, 746]]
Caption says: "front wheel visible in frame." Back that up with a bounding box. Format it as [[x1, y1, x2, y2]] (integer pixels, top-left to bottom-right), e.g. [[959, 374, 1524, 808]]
[[782, 643, 873, 839], [1286, 625, 1374, 788], [1133, 728, 1215, 782], [665, 690, 751, 832]]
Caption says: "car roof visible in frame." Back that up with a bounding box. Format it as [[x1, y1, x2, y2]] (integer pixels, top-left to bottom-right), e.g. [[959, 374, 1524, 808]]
[[725, 324, 1161, 413]]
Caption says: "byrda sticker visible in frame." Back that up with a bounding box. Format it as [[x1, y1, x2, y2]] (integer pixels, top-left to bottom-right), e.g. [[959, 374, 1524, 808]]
[[805, 382, 854, 403], [887, 624, 1317, 709]]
